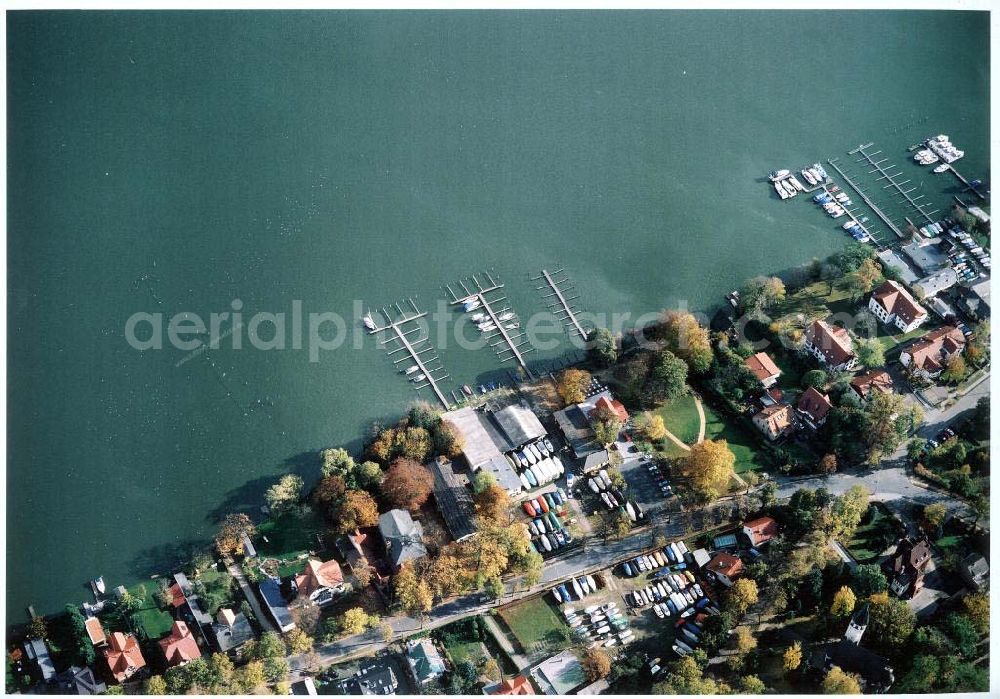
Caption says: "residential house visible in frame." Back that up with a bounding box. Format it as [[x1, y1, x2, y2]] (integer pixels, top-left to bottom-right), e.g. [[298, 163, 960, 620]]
[[406, 638, 447, 686], [742, 516, 778, 547], [868, 280, 927, 333], [705, 552, 744, 587], [335, 660, 399, 695], [430, 456, 478, 543], [752, 403, 796, 441], [900, 326, 967, 379], [913, 267, 958, 299], [809, 603, 894, 693], [588, 394, 629, 424], [883, 537, 933, 599], [24, 638, 55, 682], [796, 386, 833, 429], [850, 371, 894, 401], [210, 608, 256, 656], [804, 320, 858, 371], [744, 352, 782, 388], [290, 678, 319, 695], [295, 558, 346, 607], [258, 575, 296, 632], [84, 617, 107, 648], [960, 554, 989, 591], [958, 278, 991, 321], [553, 389, 623, 462], [335, 528, 389, 586], [158, 621, 202, 668], [102, 632, 146, 684], [379, 509, 428, 570], [485, 675, 536, 695], [759, 387, 784, 407], [48, 665, 107, 695], [168, 572, 214, 643]]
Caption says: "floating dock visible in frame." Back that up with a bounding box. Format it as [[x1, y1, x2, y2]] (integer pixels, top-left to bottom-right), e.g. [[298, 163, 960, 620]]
[[850, 142, 937, 223], [532, 268, 588, 340], [367, 300, 451, 409], [826, 158, 906, 240], [446, 271, 535, 379]]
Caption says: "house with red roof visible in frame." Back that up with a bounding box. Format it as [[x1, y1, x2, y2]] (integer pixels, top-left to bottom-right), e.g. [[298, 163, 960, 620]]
[[589, 395, 629, 424], [158, 621, 202, 668], [796, 386, 833, 429], [294, 557, 346, 607], [752, 403, 796, 441], [102, 632, 146, 684], [486, 675, 536, 695], [705, 552, 744, 587], [850, 370, 894, 401], [900, 326, 967, 379], [804, 320, 857, 371], [744, 352, 782, 388], [869, 281, 927, 333], [742, 516, 779, 547], [85, 617, 107, 647]]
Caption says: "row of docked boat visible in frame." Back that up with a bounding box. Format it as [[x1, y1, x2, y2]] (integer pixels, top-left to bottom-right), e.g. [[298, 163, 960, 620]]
[[586, 470, 644, 522], [769, 169, 805, 200], [457, 295, 520, 333], [813, 189, 847, 219], [842, 219, 870, 242], [799, 163, 828, 186], [562, 600, 633, 649], [913, 148, 940, 166], [526, 490, 572, 554], [553, 574, 602, 604], [950, 227, 991, 273], [925, 134, 964, 164]]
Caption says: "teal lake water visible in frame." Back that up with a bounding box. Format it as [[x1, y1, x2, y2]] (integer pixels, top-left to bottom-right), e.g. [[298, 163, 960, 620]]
[[7, 11, 989, 615]]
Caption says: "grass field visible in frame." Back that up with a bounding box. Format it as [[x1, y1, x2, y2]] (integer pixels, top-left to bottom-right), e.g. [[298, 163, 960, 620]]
[[700, 404, 765, 474], [497, 596, 569, 658], [845, 503, 893, 562], [655, 394, 701, 444], [257, 510, 324, 559], [127, 582, 174, 640], [773, 279, 854, 320]]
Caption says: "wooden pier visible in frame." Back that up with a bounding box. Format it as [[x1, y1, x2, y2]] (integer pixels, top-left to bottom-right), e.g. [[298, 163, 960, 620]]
[[827, 158, 907, 239], [446, 272, 535, 379], [851, 143, 937, 223], [945, 164, 987, 201], [532, 268, 588, 340], [367, 301, 451, 410]]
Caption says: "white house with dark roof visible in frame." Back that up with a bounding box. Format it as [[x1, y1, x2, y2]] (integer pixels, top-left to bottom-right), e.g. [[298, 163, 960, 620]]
[[378, 509, 427, 570], [804, 320, 857, 371]]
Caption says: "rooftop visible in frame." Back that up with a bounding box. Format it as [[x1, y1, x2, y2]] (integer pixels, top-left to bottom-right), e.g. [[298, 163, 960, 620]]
[[744, 352, 781, 382], [379, 509, 427, 567], [429, 457, 478, 542]]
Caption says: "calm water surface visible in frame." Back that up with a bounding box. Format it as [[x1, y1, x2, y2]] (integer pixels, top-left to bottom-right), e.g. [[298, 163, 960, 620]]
[[7, 11, 989, 614]]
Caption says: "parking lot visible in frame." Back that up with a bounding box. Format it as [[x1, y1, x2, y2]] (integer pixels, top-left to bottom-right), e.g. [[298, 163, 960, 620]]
[[619, 450, 676, 515]]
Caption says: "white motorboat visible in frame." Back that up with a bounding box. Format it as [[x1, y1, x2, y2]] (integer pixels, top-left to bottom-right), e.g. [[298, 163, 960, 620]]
[[497, 311, 515, 321], [551, 455, 565, 475], [933, 164, 950, 173], [524, 446, 538, 465], [625, 502, 637, 522], [362, 313, 377, 331], [768, 169, 790, 181], [504, 322, 519, 329], [535, 440, 550, 457], [519, 473, 532, 491], [463, 299, 482, 311], [470, 312, 486, 322], [410, 373, 426, 382], [587, 478, 600, 494], [528, 443, 543, 462], [402, 365, 419, 375]]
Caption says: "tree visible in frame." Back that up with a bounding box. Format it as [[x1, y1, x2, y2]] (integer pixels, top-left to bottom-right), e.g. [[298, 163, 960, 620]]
[[739, 276, 786, 314], [256, 631, 287, 659], [867, 591, 915, 652], [783, 642, 802, 672], [851, 564, 888, 596], [683, 440, 735, 501], [355, 461, 384, 492], [27, 616, 47, 640], [484, 575, 506, 604], [556, 368, 591, 405], [922, 502, 947, 532], [634, 411, 667, 441], [941, 353, 968, 383], [598, 509, 632, 541], [847, 258, 883, 300], [286, 628, 314, 654], [725, 578, 759, 617], [655, 311, 713, 374], [739, 675, 766, 694], [214, 513, 256, 556], [207, 652, 234, 689], [855, 338, 886, 369], [802, 369, 828, 390], [394, 561, 434, 614], [831, 586, 856, 617], [590, 403, 623, 445], [379, 621, 395, 643], [587, 327, 618, 367], [483, 658, 501, 682], [313, 475, 348, 511], [263, 656, 290, 683], [645, 349, 689, 405], [381, 458, 435, 511], [144, 676, 167, 694], [818, 453, 838, 475], [321, 447, 356, 479], [582, 648, 612, 682], [833, 242, 877, 274], [733, 625, 757, 654], [332, 490, 380, 534], [265, 474, 304, 516], [474, 484, 512, 524], [961, 591, 989, 635], [63, 605, 96, 666], [830, 485, 870, 540], [863, 393, 913, 464], [822, 666, 861, 694], [339, 608, 376, 636], [236, 660, 267, 693]]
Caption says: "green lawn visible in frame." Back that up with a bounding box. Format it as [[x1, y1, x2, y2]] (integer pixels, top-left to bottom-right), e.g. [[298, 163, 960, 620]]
[[845, 503, 894, 563], [874, 324, 930, 353], [497, 596, 570, 657], [701, 404, 765, 474], [256, 510, 324, 559], [443, 638, 487, 666], [655, 395, 701, 444], [773, 279, 853, 319], [127, 582, 174, 641]]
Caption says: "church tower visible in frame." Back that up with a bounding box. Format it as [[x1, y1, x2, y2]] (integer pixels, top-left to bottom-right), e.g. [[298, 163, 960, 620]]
[[844, 602, 870, 645]]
